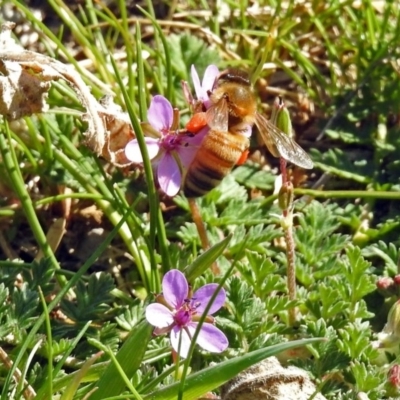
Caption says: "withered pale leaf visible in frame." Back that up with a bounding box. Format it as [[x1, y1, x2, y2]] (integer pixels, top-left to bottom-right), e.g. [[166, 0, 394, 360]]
[[0, 58, 51, 119], [0, 22, 104, 153], [85, 95, 136, 167], [0, 22, 137, 164]]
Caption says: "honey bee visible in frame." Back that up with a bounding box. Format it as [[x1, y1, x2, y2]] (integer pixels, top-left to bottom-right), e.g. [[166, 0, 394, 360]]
[[183, 68, 313, 198]]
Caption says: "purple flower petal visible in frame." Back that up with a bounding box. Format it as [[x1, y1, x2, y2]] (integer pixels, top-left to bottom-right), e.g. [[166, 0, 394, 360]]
[[125, 138, 160, 163], [177, 146, 198, 170], [147, 95, 173, 133], [191, 65, 202, 100], [176, 148, 197, 173], [201, 65, 219, 93], [145, 303, 174, 328], [170, 325, 192, 359], [162, 269, 188, 309], [177, 127, 208, 169], [193, 284, 226, 315], [192, 322, 228, 353], [191, 65, 219, 108], [157, 152, 181, 196], [187, 126, 209, 145]]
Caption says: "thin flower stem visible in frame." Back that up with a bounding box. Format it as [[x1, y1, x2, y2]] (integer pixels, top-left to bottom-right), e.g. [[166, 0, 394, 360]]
[[178, 238, 248, 395], [296, 188, 400, 199], [188, 198, 220, 275], [284, 215, 297, 324], [270, 97, 304, 325], [280, 157, 288, 186], [109, 55, 162, 291], [261, 188, 400, 209], [279, 159, 297, 326]]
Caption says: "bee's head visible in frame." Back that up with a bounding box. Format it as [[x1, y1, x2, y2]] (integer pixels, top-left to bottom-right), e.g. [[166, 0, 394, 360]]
[[214, 69, 250, 89]]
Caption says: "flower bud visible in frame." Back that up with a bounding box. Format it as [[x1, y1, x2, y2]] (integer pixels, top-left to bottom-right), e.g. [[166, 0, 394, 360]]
[[270, 97, 293, 138], [387, 300, 400, 335], [394, 275, 400, 285], [376, 277, 397, 297], [278, 182, 294, 211], [388, 364, 400, 387], [386, 364, 400, 397], [377, 277, 395, 289], [374, 300, 400, 349]]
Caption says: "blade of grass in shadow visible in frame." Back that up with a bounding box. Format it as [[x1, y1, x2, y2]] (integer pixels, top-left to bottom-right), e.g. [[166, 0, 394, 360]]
[[60, 352, 103, 400], [37, 288, 53, 399], [0, 121, 64, 285], [135, 21, 148, 122], [379, 2, 399, 43], [0, 210, 130, 399], [47, 0, 114, 89], [140, 364, 177, 394], [35, 192, 104, 207], [138, 5, 173, 103], [88, 340, 143, 400], [109, 52, 164, 292], [88, 320, 152, 400], [18, 338, 42, 400], [134, 19, 169, 286], [37, 115, 54, 165], [53, 134, 150, 289], [8, 120, 39, 169], [51, 361, 108, 395], [35, 321, 92, 400], [9, 0, 106, 99], [260, 188, 400, 209]]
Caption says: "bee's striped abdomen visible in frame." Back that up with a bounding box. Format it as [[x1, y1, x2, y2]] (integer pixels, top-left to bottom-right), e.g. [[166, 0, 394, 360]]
[[183, 130, 249, 198]]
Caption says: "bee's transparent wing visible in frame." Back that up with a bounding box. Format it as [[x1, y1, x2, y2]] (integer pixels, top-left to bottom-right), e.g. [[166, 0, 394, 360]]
[[205, 97, 229, 132], [255, 113, 313, 169]]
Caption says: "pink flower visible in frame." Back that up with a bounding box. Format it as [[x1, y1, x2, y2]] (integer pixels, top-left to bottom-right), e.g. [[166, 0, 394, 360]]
[[125, 95, 207, 196], [188, 64, 252, 138], [190, 64, 219, 109], [145, 269, 228, 359]]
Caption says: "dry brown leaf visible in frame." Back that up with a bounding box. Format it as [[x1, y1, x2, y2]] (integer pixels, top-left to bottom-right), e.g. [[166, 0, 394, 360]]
[[34, 217, 66, 261], [92, 95, 136, 167], [0, 21, 136, 164]]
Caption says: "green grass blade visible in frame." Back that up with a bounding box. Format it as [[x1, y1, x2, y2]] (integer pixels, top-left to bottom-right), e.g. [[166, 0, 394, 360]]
[[89, 320, 152, 400], [184, 235, 232, 282], [145, 338, 324, 400]]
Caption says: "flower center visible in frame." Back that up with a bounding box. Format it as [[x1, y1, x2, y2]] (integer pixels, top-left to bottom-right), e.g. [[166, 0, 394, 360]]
[[160, 133, 185, 152], [173, 298, 198, 327]]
